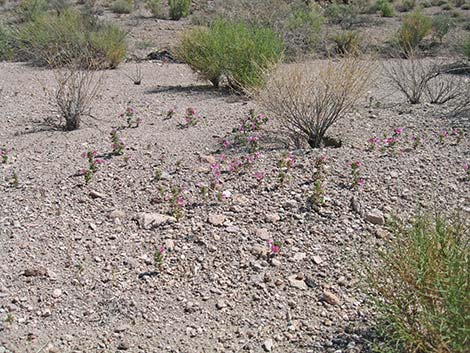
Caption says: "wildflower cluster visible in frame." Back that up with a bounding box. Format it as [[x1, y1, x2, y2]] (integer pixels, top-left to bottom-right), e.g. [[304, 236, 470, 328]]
[[154, 246, 165, 270], [110, 129, 125, 156], [350, 160, 364, 188], [253, 170, 266, 186], [267, 239, 281, 257], [166, 106, 176, 120], [222, 110, 269, 152], [277, 153, 296, 185], [81, 150, 105, 184], [120, 105, 141, 128], [367, 128, 404, 152], [0, 148, 9, 164], [311, 155, 327, 207], [158, 186, 186, 220], [180, 107, 203, 127]]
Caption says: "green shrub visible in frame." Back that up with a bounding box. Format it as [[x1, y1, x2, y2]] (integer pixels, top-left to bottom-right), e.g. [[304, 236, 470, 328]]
[[15, 0, 48, 23], [325, 2, 360, 29], [15, 9, 126, 68], [49, 0, 71, 15], [145, 0, 163, 18], [462, 35, 470, 59], [376, 0, 395, 17], [432, 14, 454, 42], [168, 0, 191, 20], [204, 0, 323, 58], [396, 0, 416, 12], [175, 19, 284, 91], [0, 23, 14, 61], [333, 31, 361, 55], [369, 214, 469, 353], [110, 0, 133, 14], [397, 10, 432, 53]]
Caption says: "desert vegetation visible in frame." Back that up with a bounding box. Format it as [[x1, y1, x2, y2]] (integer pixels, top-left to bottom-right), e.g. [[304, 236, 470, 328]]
[[0, 0, 469, 352]]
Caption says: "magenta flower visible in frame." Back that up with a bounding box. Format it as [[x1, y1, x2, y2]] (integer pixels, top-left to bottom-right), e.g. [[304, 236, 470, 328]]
[[176, 197, 185, 207], [393, 128, 403, 136], [254, 171, 265, 182]]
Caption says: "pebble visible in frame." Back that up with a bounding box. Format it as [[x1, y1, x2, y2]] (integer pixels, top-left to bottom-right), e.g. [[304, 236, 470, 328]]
[[262, 338, 274, 352], [288, 275, 308, 290], [208, 214, 226, 226], [365, 209, 385, 225], [138, 213, 176, 229], [322, 290, 341, 306], [89, 190, 105, 199], [215, 300, 227, 310], [265, 213, 280, 223], [108, 209, 126, 220], [255, 228, 270, 240], [293, 252, 306, 261], [52, 289, 62, 298]]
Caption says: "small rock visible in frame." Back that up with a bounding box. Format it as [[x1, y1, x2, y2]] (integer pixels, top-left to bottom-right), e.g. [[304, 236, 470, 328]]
[[293, 252, 306, 261], [117, 342, 129, 350], [215, 300, 227, 310], [283, 200, 298, 210], [375, 228, 388, 238], [263, 338, 274, 352], [312, 255, 323, 265], [114, 324, 130, 333], [288, 275, 308, 290], [88, 223, 97, 231], [138, 213, 176, 229], [208, 214, 226, 226], [164, 239, 175, 250], [52, 289, 62, 298], [271, 258, 281, 267], [255, 228, 270, 240], [41, 309, 51, 317], [23, 268, 47, 277], [109, 210, 126, 220], [365, 209, 385, 225], [265, 213, 281, 223], [225, 226, 240, 233], [322, 290, 341, 305], [200, 155, 216, 164], [89, 190, 105, 199]]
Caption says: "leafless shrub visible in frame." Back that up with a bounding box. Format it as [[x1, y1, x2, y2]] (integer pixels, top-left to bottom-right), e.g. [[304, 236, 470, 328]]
[[51, 54, 102, 131], [257, 57, 374, 148], [384, 56, 469, 105]]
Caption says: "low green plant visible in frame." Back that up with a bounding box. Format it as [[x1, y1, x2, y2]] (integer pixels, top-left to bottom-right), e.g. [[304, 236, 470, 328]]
[[325, 2, 360, 29], [0, 23, 14, 61], [175, 19, 284, 92], [369, 214, 469, 353], [145, 0, 163, 18], [333, 30, 361, 56], [432, 14, 454, 43], [15, 9, 126, 68], [168, 0, 190, 20], [396, 0, 416, 12], [15, 0, 48, 23], [462, 34, 470, 60], [396, 10, 432, 53], [110, 0, 133, 14], [376, 0, 395, 17]]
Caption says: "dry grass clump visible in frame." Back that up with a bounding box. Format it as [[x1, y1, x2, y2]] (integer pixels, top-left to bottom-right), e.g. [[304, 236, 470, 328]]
[[370, 214, 469, 353], [257, 57, 374, 148]]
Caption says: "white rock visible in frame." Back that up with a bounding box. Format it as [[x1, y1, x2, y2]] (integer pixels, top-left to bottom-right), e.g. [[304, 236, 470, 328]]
[[288, 275, 308, 290], [263, 338, 274, 352], [138, 213, 176, 229], [52, 289, 62, 298], [365, 209, 385, 225], [208, 214, 225, 226]]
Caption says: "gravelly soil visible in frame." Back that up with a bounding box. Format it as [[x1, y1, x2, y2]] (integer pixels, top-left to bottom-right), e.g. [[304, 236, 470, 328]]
[[0, 60, 469, 353]]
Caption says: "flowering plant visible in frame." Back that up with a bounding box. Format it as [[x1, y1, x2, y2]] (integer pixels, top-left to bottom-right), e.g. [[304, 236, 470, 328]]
[[267, 239, 282, 256], [120, 105, 141, 128], [0, 148, 9, 164], [154, 246, 165, 270], [81, 150, 105, 184], [166, 107, 176, 120], [180, 107, 203, 127], [350, 161, 364, 188], [465, 163, 470, 181], [110, 129, 125, 156], [311, 155, 327, 206]]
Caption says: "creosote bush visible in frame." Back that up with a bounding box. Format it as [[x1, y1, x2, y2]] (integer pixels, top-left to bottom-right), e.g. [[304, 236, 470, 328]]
[[332, 31, 361, 56], [203, 0, 324, 58], [15, 9, 126, 68], [169, 0, 191, 20], [376, 0, 395, 17], [110, 0, 133, 14], [397, 10, 432, 54], [257, 58, 373, 148], [15, 0, 48, 23], [370, 214, 469, 353], [145, 0, 163, 18], [175, 19, 284, 92]]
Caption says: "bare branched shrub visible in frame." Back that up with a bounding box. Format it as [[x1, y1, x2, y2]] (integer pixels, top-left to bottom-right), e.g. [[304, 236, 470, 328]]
[[384, 56, 469, 105], [51, 54, 102, 131], [257, 58, 373, 148]]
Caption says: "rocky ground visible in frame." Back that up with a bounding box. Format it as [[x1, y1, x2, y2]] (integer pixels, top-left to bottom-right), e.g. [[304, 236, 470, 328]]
[[0, 58, 469, 353]]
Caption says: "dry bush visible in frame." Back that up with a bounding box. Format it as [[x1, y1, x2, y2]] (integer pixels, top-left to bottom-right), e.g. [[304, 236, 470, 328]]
[[384, 56, 469, 104], [257, 57, 374, 148], [50, 54, 102, 131]]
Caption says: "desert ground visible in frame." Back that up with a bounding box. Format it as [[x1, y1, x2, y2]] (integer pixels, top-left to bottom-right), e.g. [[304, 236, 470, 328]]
[[0, 1, 469, 352]]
